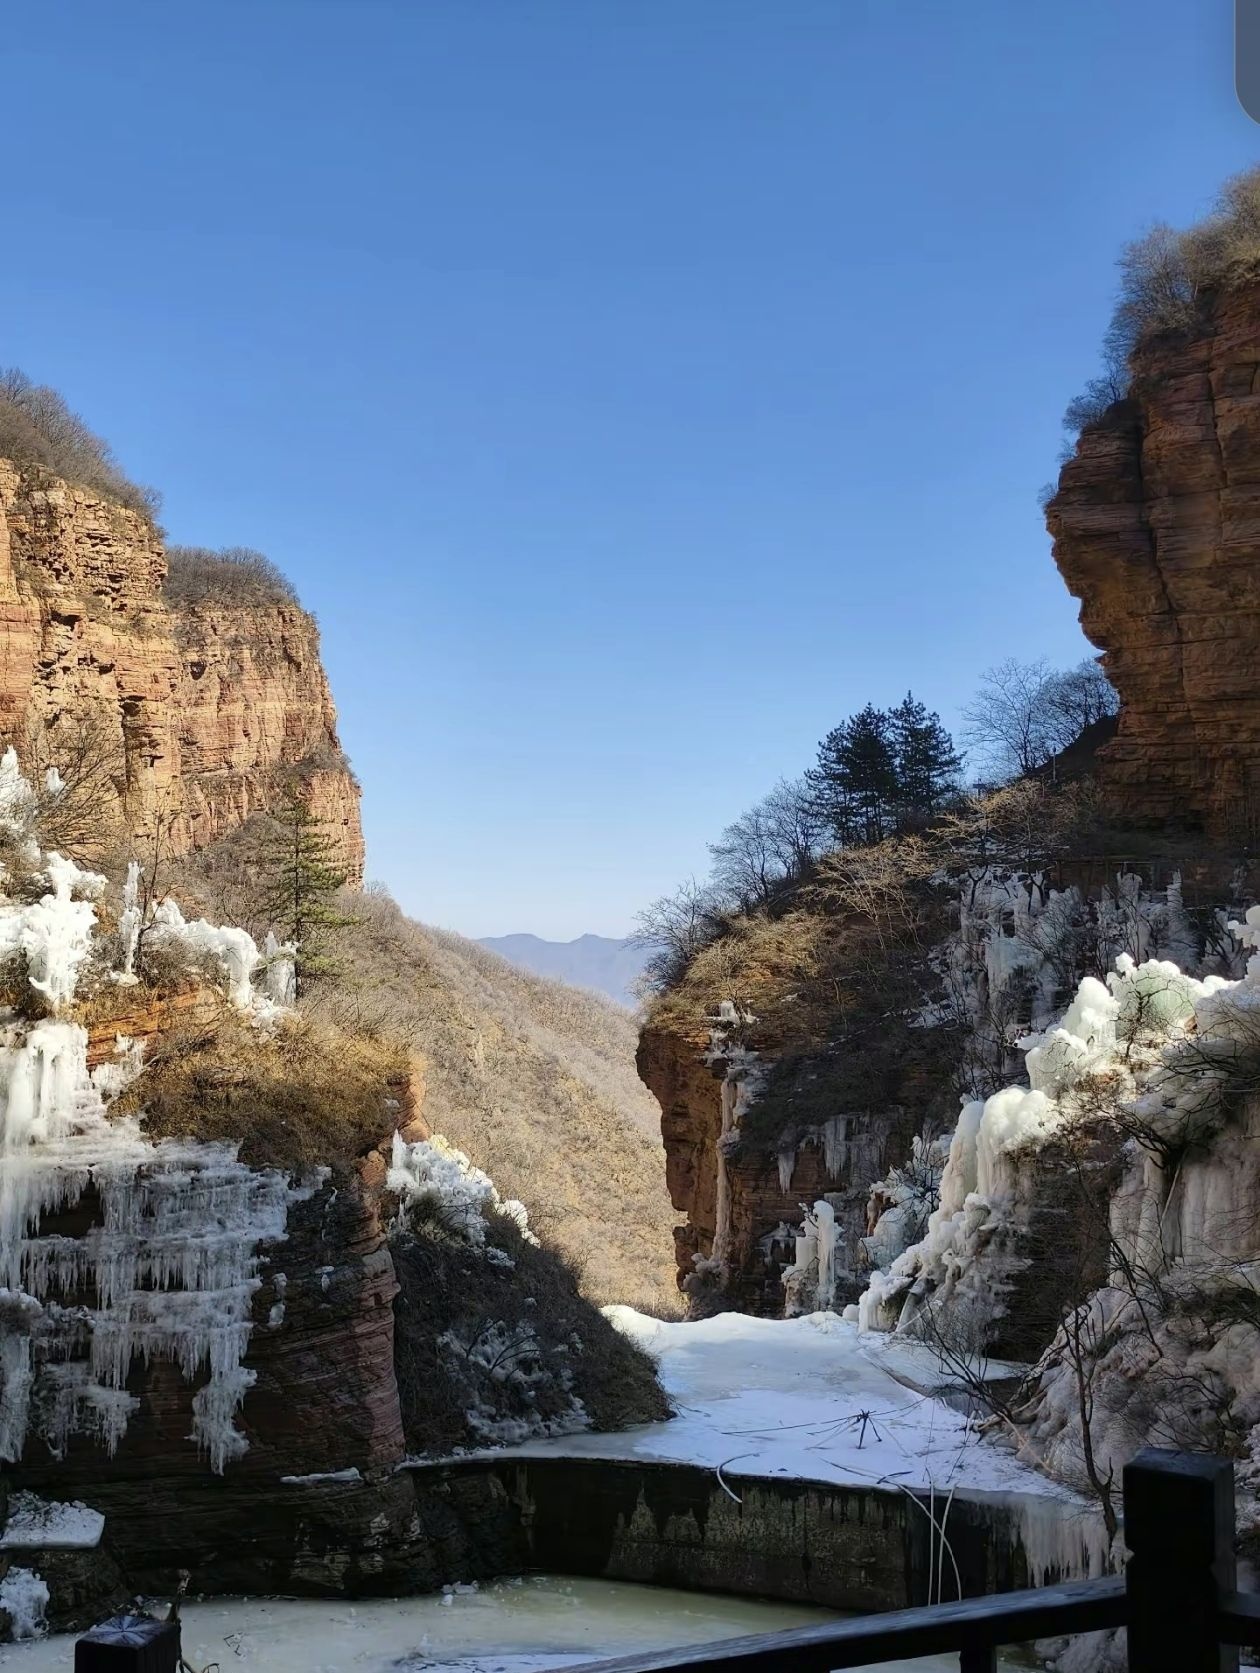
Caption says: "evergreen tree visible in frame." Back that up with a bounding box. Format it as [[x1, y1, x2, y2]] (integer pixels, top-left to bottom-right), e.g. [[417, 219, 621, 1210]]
[[844, 703, 899, 841], [889, 692, 963, 819], [806, 724, 858, 845], [806, 704, 898, 845], [260, 790, 353, 995]]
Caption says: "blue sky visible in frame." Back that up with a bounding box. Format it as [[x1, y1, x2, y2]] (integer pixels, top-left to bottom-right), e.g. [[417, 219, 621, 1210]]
[[2, 1, 1257, 938]]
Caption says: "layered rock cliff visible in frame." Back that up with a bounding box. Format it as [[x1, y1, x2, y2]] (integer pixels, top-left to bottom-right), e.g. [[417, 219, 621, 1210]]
[[0, 458, 363, 877], [0, 815, 665, 1628], [1048, 277, 1260, 838], [638, 1016, 918, 1315], [636, 865, 960, 1315]]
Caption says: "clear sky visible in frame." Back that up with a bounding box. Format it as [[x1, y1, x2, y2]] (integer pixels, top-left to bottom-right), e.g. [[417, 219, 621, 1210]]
[[3, 2, 1258, 938]]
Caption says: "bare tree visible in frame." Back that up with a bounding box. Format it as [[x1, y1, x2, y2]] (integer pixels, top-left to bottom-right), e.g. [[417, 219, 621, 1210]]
[[19, 712, 128, 862], [963, 658, 1118, 782], [963, 658, 1059, 779], [632, 878, 730, 992], [1041, 660, 1119, 745], [0, 367, 160, 519], [164, 546, 299, 607], [708, 777, 825, 909]]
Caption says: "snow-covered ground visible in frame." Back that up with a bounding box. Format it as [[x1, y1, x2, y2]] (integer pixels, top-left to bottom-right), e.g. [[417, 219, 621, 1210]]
[[0, 1577, 1031, 1673], [481, 1309, 1061, 1502], [0, 1496, 103, 1551], [441, 1310, 1109, 1585]]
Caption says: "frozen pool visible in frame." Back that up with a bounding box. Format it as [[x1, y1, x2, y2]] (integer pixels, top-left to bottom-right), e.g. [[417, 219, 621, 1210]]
[[0, 1575, 1038, 1673]]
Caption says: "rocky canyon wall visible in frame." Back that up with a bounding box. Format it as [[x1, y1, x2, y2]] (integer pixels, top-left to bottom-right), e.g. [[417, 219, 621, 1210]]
[[1047, 277, 1260, 836], [637, 1014, 925, 1316], [0, 458, 363, 877]]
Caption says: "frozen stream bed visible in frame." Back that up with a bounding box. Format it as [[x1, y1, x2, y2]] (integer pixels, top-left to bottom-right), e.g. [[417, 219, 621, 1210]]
[[0, 1577, 1035, 1673], [477, 1309, 1067, 1502]]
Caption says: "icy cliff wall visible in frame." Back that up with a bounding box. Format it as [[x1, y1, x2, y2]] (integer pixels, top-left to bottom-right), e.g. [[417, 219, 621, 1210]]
[[639, 854, 1226, 1322], [858, 912, 1260, 1518]]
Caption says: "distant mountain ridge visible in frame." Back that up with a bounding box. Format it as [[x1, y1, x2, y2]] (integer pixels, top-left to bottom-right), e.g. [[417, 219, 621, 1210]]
[[477, 932, 651, 1007]]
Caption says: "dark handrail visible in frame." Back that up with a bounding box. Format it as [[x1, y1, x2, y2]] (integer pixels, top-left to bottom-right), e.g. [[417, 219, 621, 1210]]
[[558, 1577, 1128, 1673], [550, 1450, 1247, 1673]]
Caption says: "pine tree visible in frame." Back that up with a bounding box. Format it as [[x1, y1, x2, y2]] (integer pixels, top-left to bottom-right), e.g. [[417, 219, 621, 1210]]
[[889, 692, 962, 820], [806, 724, 858, 845], [259, 791, 354, 996], [806, 705, 898, 845], [844, 703, 899, 841]]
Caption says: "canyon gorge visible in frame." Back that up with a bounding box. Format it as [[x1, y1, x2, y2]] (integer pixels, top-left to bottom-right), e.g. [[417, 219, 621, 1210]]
[[13, 185, 1260, 1673]]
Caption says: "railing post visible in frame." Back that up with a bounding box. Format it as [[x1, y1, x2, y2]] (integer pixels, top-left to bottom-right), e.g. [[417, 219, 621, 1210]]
[[1123, 1449, 1237, 1673]]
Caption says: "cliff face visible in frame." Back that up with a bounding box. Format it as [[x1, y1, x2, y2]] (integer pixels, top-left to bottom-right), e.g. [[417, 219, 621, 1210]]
[[637, 1014, 925, 1317], [6, 979, 664, 1618], [1047, 277, 1260, 835], [0, 458, 363, 877], [14, 1152, 426, 1599]]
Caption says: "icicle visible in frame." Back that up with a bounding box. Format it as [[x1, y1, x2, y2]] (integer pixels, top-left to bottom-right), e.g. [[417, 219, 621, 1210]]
[[814, 1199, 837, 1310], [116, 860, 142, 983], [821, 1115, 848, 1180], [0, 748, 35, 832], [263, 931, 296, 1006]]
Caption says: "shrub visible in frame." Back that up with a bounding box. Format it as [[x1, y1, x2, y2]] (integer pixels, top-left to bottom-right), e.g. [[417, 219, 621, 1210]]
[[114, 1002, 410, 1173], [0, 367, 160, 519], [164, 545, 300, 607], [1063, 165, 1260, 437]]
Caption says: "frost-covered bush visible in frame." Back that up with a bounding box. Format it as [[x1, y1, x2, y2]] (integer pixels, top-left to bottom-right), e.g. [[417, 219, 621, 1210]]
[[386, 1131, 535, 1247], [437, 1319, 590, 1445], [391, 1217, 669, 1457]]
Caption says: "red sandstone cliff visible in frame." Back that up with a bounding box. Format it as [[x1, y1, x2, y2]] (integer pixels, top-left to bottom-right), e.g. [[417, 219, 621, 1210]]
[[637, 979, 930, 1317], [1048, 277, 1260, 836], [0, 458, 363, 877]]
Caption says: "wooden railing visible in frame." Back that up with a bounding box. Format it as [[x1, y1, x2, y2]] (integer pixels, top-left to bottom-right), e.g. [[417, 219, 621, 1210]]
[[565, 1450, 1254, 1673]]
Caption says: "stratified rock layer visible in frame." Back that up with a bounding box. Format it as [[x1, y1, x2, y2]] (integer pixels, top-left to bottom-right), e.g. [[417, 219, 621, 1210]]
[[1048, 278, 1260, 834], [637, 1019, 912, 1315], [0, 458, 363, 877]]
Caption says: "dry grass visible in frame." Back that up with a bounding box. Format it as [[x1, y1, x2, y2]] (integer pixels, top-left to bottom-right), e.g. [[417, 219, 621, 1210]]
[[112, 1001, 409, 1173], [166, 839, 678, 1313], [305, 890, 678, 1312]]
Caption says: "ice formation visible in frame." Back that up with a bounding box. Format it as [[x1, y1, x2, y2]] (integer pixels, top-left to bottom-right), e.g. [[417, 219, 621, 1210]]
[[0, 1566, 49, 1639], [0, 758, 311, 1474], [702, 1011, 762, 1274], [0, 1018, 314, 1471], [387, 1131, 536, 1248], [856, 909, 1260, 1517], [0, 1493, 104, 1550], [856, 953, 1229, 1339], [147, 899, 264, 1008], [951, 866, 1213, 1083]]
